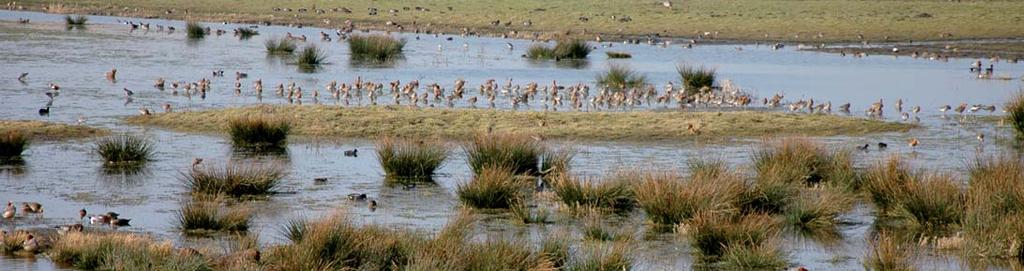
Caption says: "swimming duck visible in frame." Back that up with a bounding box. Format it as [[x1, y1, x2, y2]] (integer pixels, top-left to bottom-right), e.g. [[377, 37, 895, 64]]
[[111, 218, 131, 227], [908, 138, 920, 150], [344, 149, 358, 157], [314, 177, 328, 183], [877, 142, 888, 150], [22, 234, 39, 253], [55, 223, 84, 235], [105, 69, 117, 81], [3, 202, 15, 219], [17, 73, 28, 82], [22, 202, 42, 216], [368, 200, 377, 211], [347, 193, 367, 201]]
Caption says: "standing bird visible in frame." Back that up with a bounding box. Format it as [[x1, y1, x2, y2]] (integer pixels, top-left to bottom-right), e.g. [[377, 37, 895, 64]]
[[105, 69, 117, 81], [3, 202, 15, 219], [662, 1, 673, 9], [17, 72, 28, 82], [938, 105, 951, 114], [954, 103, 967, 114], [908, 138, 919, 150], [977, 133, 985, 144], [22, 234, 39, 253], [138, 107, 151, 116], [505, 42, 514, 50], [191, 158, 204, 169], [123, 88, 134, 97]]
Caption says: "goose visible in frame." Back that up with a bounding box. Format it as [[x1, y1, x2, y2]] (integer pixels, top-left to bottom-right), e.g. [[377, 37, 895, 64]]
[[3, 202, 14, 219]]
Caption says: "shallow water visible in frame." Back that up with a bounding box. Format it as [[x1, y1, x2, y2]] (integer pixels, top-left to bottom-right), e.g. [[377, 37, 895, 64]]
[[0, 10, 1021, 270]]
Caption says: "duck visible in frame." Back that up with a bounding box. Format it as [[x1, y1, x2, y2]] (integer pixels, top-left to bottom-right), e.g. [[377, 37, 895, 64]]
[[17, 72, 28, 82], [347, 193, 367, 201], [55, 223, 84, 235], [111, 218, 131, 227], [22, 234, 39, 253], [877, 142, 888, 150], [313, 177, 328, 183], [139, 107, 151, 116], [977, 133, 985, 144], [38, 106, 50, 116], [192, 158, 204, 169], [89, 212, 119, 224], [3, 202, 15, 219], [105, 69, 117, 81], [856, 144, 869, 151], [368, 200, 377, 211], [344, 149, 358, 157], [938, 105, 951, 113], [123, 88, 134, 96], [22, 202, 42, 216]]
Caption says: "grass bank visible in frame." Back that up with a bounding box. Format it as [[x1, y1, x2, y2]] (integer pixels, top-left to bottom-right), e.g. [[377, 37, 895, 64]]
[[0, 120, 108, 140], [124, 105, 912, 141], [18, 0, 1024, 44]]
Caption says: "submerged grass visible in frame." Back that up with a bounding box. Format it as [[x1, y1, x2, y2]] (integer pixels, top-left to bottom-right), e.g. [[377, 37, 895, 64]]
[[264, 37, 297, 55], [348, 34, 405, 62], [176, 199, 253, 233], [95, 134, 153, 166], [526, 39, 591, 60], [465, 133, 545, 175], [64, 14, 87, 25], [678, 64, 716, 95], [228, 116, 290, 151], [605, 51, 632, 59], [49, 232, 208, 270], [376, 137, 448, 180], [185, 21, 204, 39], [596, 63, 647, 91], [124, 105, 913, 141], [457, 166, 528, 209], [183, 161, 286, 197], [233, 27, 258, 39], [1007, 91, 1024, 139], [0, 131, 29, 158]]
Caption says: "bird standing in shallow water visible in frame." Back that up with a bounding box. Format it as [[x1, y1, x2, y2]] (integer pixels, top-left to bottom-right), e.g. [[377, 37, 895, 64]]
[[977, 133, 985, 144], [908, 138, 919, 151], [17, 73, 28, 82]]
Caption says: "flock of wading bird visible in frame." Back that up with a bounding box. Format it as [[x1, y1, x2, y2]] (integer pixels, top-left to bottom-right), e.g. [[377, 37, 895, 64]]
[[3, 200, 130, 254]]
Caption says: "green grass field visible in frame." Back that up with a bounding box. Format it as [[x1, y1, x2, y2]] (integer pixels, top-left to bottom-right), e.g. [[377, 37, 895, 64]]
[[124, 105, 912, 141], [19, 0, 1024, 43]]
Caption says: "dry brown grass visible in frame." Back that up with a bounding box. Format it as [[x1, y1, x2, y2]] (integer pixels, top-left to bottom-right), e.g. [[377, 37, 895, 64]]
[[0, 120, 108, 140], [125, 105, 911, 141]]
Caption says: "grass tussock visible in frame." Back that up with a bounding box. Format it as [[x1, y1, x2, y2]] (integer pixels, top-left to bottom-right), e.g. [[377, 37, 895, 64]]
[[457, 166, 529, 209], [348, 34, 405, 62], [863, 156, 915, 213], [565, 242, 633, 271], [228, 116, 290, 151], [596, 63, 647, 91], [265, 37, 297, 55], [635, 170, 746, 226], [49, 232, 208, 270], [894, 173, 964, 230], [176, 199, 253, 233], [526, 39, 591, 60], [678, 64, 716, 95], [64, 14, 87, 25], [863, 231, 914, 271], [184, 161, 286, 197], [509, 199, 550, 224], [540, 148, 574, 177], [0, 131, 29, 158], [551, 173, 635, 213], [754, 137, 857, 190], [1007, 91, 1024, 139], [465, 133, 545, 175], [95, 134, 153, 166], [581, 211, 633, 242], [295, 43, 327, 66], [784, 188, 853, 232], [376, 137, 448, 180], [964, 156, 1024, 259], [719, 241, 788, 270], [0, 230, 31, 254], [264, 213, 423, 270], [605, 51, 632, 58], [0, 120, 108, 140], [185, 21, 205, 39], [234, 27, 258, 39], [687, 212, 781, 260]]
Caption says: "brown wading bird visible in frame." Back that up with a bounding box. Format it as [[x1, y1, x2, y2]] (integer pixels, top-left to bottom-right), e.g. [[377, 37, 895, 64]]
[[192, 158, 204, 169], [22, 202, 42, 216], [908, 138, 920, 150], [105, 68, 117, 81]]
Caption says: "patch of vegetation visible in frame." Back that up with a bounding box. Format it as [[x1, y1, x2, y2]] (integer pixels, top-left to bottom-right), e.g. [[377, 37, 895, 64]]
[[596, 63, 647, 91], [863, 156, 915, 213], [295, 43, 327, 67], [64, 14, 87, 25], [376, 137, 448, 180], [185, 21, 205, 39], [465, 133, 545, 175], [348, 34, 405, 62], [95, 134, 153, 167], [176, 199, 253, 233], [753, 138, 857, 190], [265, 37, 297, 55], [234, 27, 258, 39], [863, 231, 914, 271], [784, 188, 853, 232], [550, 173, 635, 213], [0, 131, 29, 159], [49, 232, 208, 270], [605, 51, 632, 59], [678, 64, 716, 95], [1007, 91, 1024, 139], [964, 156, 1024, 259], [183, 161, 285, 197], [457, 166, 529, 209], [893, 174, 964, 230], [228, 116, 290, 151], [0, 120, 108, 140], [635, 170, 745, 225], [509, 199, 550, 224], [719, 241, 788, 270], [687, 213, 780, 261], [526, 39, 591, 60]]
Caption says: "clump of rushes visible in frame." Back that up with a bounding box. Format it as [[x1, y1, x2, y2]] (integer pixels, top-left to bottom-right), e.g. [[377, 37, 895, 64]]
[[581, 211, 632, 242], [64, 14, 87, 25], [526, 39, 591, 60], [376, 137, 448, 180], [596, 63, 648, 91], [465, 133, 545, 175], [233, 27, 258, 40], [0, 230, 31, 254], [893, 173, 964, 230], [95, 134, 153, 167], [228, 116, 290, 151], [264, 212, 422, 270], [0, 131, 29, 159], [265, 37, 297, 55], [1007, 90, 1024, 139], [183, 161, 285, 197], [686, 212, 781, 261], [566, 242, 633, 271], [719, 241, 788, 270], [863, 231, 914, 271], [509, 198, 550, 224], [540, 148, 574, 177], [457, 166, 528, 209], [635, 170, 746, 226], [753, 137, 857, 190], [281, 218, 308, 242], [176, 199, 253, 233], [348, 34, 405, 62], [49, 232, 208, 270], [964, 156, 1024, 259], [863, 156, 914, 213], [605, 51, 632, 58], [784, 187, 853, 232], [677, 64, 716, 95], [550, 174, 635, 213], [295, 43, 327, 67], [185, 21, 205, 39]]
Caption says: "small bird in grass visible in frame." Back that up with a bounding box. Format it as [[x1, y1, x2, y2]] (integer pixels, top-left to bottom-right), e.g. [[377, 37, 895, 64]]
[[22, 234, 39, 253], [344, 149, 358, 157], [877, 142, 888, 150], [17, 73, 28, 82], [909, 138, 920, 150]]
